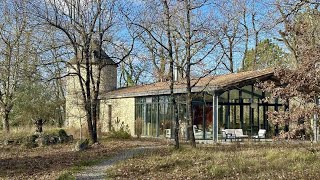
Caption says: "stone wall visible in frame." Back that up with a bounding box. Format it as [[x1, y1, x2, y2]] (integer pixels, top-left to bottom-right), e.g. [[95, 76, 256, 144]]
[[65, 63, 117, 129], [101, 64, 117, 92], [100, 98, 135, 136], [65, 66, 86, 128]]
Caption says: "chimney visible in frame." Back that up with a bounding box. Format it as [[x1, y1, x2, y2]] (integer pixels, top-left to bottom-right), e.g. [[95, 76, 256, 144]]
[[174, 66, 179, 81]]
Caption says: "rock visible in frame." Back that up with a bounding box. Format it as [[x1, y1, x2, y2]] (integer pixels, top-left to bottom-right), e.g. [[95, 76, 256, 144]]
[[68, 135, 74, 142], [30, 134, 39, 142], [74, 139, 89, 151], [58, 129, 69, 143], [14, 137, 24, 145], [35, 137, 44, 147], [91, 142, 102, 149], [3, 140, 9, 146], [35, 135, 50, 147], [57, 136, 63, 143], [24, 141, 38, 148], [23, 134, 39, 148], [49, 136, 59, 144]]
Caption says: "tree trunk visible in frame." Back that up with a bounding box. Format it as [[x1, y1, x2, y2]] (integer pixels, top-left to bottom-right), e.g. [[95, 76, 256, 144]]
[[2, 110, 10, 134], [184, 0, 196, 147], [162, 0, 179, 149], [187, 93, 195, 147], [91, 100, 99, 143], [84, 41, 97, 144], [229, 42, 234, 73], [85, 102, 95, 143], [242, 10, 249, 70]]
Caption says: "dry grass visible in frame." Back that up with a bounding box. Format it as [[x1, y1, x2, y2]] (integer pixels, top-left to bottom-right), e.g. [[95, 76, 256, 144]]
[[3, 127, 320, 179], [107, 142, 320, 179], [0, 125, 95, 142], [0, 127, 168, 180], [0, 126, 73, 143]]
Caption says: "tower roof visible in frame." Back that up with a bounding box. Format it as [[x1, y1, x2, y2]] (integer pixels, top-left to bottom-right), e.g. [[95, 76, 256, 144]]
[[69, 41, 116, 66]]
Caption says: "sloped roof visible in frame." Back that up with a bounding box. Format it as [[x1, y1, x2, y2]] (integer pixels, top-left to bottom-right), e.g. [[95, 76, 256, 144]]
[[69, 41, 116, 65], [105, 68, 275, 99]]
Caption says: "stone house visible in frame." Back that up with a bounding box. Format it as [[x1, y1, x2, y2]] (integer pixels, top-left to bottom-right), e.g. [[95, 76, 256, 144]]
[[65, 47, 283, 142]]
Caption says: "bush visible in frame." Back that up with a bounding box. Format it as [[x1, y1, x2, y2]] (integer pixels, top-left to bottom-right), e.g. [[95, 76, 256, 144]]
[[109, 122, 131, 139], [58, 129, 68, 137], [108, 129, 131, 139]]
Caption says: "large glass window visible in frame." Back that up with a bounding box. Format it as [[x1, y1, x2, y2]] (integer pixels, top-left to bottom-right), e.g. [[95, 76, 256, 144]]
[[134, 85, 282, 140], [159, 102, 172, 137], [192, 101, 213, 140], [218, 85, 283, 138], [193, 103, 204, 139], [178, 103, 187, 139], [135, 95, 186, 138], [145, 103, 157, 136]]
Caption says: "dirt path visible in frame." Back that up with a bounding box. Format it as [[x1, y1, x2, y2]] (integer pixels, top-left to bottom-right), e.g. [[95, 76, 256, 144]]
[[75, 146, 164, 180]]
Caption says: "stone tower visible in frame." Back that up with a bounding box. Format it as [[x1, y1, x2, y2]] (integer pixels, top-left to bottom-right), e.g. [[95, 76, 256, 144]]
[[65, 42, 117, 129]]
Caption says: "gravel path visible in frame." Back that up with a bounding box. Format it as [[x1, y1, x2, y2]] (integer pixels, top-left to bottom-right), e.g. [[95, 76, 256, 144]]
[[75, 146, 163, 180]]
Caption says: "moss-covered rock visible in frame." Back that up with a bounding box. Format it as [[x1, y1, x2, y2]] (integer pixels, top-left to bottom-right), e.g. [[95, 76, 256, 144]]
[[74, 139, 89, 151], [23, 134, 39, 148]]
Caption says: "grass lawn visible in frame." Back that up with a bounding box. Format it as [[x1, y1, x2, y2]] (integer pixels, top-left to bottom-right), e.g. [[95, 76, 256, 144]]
[[107, 142, 320, 179]]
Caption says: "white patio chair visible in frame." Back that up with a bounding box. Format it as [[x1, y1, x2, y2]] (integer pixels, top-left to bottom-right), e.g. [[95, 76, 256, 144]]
[[235, 129, 249, 139], [164, 129, 171, 138], [193, 125, 204, 139], [223, 129, 236, 141], [252, 129, 266, 141]]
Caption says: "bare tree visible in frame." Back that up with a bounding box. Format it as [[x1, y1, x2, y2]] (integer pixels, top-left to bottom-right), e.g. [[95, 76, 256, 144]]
[[133, 0, 222, 147], [275, 0, 304, 64], [37, 27, 69, 127], [119, 55, 149, 87], [162, 0, 180, 149], [0, 0, 30, 134], [131, 0, 180, 148], [214, 1, 242, 73], [138, 28, 169, 82], [214, 0, 276, 72], [177, 0, 221, 147], [30, 0, 133, 143]]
